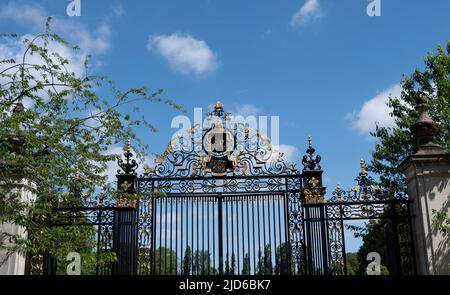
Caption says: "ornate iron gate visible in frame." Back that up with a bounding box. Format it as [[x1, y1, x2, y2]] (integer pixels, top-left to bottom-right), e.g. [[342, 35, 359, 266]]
[[36, 102, 416, 275], [135, 192, 293, 275]]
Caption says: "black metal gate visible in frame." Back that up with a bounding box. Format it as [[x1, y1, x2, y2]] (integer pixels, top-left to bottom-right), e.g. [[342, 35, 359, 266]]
[[135, 192, 292, 275], [34, 102, 416, 275]]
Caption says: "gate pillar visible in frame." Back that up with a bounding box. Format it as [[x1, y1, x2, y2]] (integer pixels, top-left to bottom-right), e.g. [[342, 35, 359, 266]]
[[114, 140, 139, 275], [301, 136, 328, 274], [400, 93, 450, 275], [0, 103, 37, 275]]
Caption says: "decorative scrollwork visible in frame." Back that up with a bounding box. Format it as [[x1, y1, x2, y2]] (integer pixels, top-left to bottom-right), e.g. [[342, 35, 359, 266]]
[[117, 139, 138, 175], [328, 160, 405, 203], [142, 103, 299, 179], [302, 136, 321, 171], [302, 177, 326, 204]]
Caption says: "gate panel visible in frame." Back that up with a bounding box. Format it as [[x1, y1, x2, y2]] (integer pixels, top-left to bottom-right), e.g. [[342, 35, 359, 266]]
[[138, 192, 291, 275], [304, 204, 329, 275], [222, 193, 290, 275], [112, 208, 139, 275]]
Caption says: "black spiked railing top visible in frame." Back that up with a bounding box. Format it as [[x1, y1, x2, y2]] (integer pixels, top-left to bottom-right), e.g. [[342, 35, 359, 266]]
[[117, 139, 138, 175], [355, 159, 373, 188], [302, 136, 322, 171]]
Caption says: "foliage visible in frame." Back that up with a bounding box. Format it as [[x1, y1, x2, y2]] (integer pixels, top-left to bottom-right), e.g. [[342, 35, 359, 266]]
[[0, 18, 182, 272], [432, 208, 450, 239], [274, 243, 290, 275], [346, 220, 390, 275], [369, 42, 450, 195], [345, 252, 358, 275], [154, 247, 177, 275], [362, 43, 449, 274], [241, 253, 250, 275], [182, 245, 192, 275]]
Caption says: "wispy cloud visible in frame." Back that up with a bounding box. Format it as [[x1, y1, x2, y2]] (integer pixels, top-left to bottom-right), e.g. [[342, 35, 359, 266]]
[[112, 4, 125, 17], [0, 2, 114, 107], [271, 144, 301, 164], [230, 103, 263, 118], [0, 2, 112, 55], [291, 0, 323, 29], [147, 33, 219, 76], [345, 84, 402, 136]]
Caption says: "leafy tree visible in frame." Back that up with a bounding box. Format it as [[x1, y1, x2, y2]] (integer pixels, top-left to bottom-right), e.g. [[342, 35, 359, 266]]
[[0, 19, 182, 273], [263, 244, 273, 275], [241, 253, 250, 275], [347, 221, 390, 275], [356, 43, 450, 276], [256, 250, 264, 275], [154, 247, 177, 275], [182, 246, 192, 275], [274, 243, 289, 275], [345, 252, 358, 275], [256, 244, 273, 275], [191, 250, 213, 275], [432, 209, 450, 240], [369, 42, 449, 195], [230, 252, 236, 275]]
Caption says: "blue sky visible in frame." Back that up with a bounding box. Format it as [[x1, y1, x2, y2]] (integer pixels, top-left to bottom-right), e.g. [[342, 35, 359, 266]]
[[1, 0, 449, 252]]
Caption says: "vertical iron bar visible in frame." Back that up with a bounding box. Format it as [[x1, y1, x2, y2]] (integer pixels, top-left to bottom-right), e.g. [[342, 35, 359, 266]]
[[191, 196, 194, 274], [151, 195, 157, 274], [267, 195, 272, 274], [252, 195, 256, 275], [277, 194, 282, 274], [257, 195, 261, 274], [202, 197, 205, 275], [213, 198, 216, 273], [338, 202, 347, 275], [159, 197, 163, 274], [180, 197, 183, 275], [218, 194, 224, 275], [236, 196, 240, 274], [96, 209, 101, 275], [246, 195, 250, 275], [196, 196, 199, 275], [241, 195, 245, 275], [272, 194, 277, 275], [226, 196, 229, 274], [231, 196, 235, 274], [164, 197, 168, 274], [207, 196, 210, 275]]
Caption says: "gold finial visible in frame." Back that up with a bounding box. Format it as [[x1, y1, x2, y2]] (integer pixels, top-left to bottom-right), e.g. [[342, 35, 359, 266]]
[[308, 135, 312, 148], [214, 101, 224, 112], [360, 159, 367, 176], [126, 139, 131, 152]]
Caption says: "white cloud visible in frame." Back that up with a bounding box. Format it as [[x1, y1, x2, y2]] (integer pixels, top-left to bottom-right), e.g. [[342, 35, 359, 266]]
[[271, 145, 301, 164], [346, 84, 402, 136], [147, 33, 219, 76], [0, 34, 87, 106], [0, 2, 112, 55], [0, 2, 46, 27], [230, 103, 263, 118], [0, 2, 113, 106], [291, 0, 323, 28]]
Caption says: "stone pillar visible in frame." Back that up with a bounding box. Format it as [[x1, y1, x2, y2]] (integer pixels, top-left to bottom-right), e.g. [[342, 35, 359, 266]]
[[400, 93, 450, 275], [0, 179, 36, 275]]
